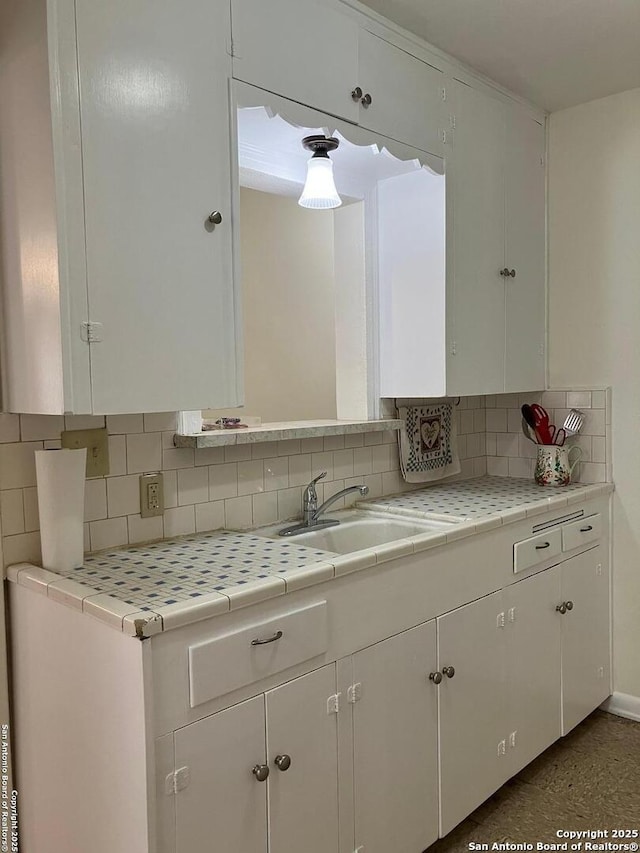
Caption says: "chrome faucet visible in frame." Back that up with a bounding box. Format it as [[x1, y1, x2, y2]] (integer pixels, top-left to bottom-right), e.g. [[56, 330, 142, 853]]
[[278, 471, 369, 537]]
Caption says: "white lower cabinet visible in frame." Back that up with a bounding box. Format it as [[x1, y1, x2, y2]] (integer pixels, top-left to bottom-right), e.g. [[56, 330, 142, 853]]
[[174, 665, 339, 853], [560, 546, 610, 734], [437, 591, 508, 836], [350, 621, 439, 853]]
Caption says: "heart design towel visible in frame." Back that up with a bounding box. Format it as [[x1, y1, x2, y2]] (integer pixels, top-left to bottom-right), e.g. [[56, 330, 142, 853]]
[[398, 402, 461, 483]]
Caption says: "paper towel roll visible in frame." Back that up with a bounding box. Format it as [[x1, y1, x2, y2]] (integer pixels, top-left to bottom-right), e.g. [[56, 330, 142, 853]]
[[35, 448, 87, 571]]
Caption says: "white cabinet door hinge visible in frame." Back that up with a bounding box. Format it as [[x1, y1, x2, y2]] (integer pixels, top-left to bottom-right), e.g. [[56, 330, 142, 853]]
[[327, 693, 341, 714], [81, 321, 103, 343], [165, 766, 190, 795], [509, 731, 517, 749], [440, 86, 447, 101], [496, 611, 506, 629], [347, 683, 362, 704], [540, 155, 545, 167], [596, 563, 603, 576], [508, 607, 516, 623], [439, 129, 448, 145], [450, 340, 457, 356], [449, 113, 456, 129], [497, 739, 506, 757]]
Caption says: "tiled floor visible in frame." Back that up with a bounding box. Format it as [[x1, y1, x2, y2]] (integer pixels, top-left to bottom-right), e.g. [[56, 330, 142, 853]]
[[429, 711, 640, 852]]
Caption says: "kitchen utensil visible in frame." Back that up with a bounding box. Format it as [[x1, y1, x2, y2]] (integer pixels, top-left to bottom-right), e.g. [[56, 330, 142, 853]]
[[562, 409, 585, 437], [521, 405, 541, 443], [534, 445, 582, 486], [521, 418, 538, 444], [530, 404, 555, 445], [553, 428, 566, 446]]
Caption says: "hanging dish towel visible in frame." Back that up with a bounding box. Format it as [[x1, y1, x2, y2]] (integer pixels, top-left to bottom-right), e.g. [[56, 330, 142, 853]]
[[398, 402, 461, 483]]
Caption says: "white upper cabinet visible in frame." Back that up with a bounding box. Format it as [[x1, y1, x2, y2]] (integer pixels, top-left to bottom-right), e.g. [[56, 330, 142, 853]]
[[0, 0, 241, 414], [448, 81, 546, 396], [504, 107, 546, 392], [448, 81, 507, 396], [231, 0, 360, 122], [357, 31, 445, 155]]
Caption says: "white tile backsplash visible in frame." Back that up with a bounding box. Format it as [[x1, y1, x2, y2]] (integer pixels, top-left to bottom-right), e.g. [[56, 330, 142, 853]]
[[0, 392, 610, 568]]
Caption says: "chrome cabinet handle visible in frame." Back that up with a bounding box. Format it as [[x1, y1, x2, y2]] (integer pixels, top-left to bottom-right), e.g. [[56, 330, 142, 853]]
[[208, 211, 223, 225], [429, 671, 443, 684], [361, 93, 372, 107], [351, 86, 363, 101], [535, 542, 551, 550], [580, 525, 593, 532], [274, 754, 291, 772], [442, 665, 456, 679], [251, 630, 283, 646], [556, 603, 567, 614], [565, 600, 574, 611], [252, 764, 269, 782]]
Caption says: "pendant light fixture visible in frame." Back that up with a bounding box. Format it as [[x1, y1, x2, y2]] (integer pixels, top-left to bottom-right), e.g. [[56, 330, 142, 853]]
[[298, 135, 342, 209]]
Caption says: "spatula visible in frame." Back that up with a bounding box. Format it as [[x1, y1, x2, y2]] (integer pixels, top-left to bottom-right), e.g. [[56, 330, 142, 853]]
[[562, 409, 585, 437]]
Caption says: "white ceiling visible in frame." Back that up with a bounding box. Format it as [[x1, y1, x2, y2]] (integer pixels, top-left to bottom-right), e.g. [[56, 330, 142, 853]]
[[358, 0, 640, 111]]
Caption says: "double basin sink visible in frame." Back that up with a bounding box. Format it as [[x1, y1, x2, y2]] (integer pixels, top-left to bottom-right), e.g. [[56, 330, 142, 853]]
[[257, 509, 457, 555]]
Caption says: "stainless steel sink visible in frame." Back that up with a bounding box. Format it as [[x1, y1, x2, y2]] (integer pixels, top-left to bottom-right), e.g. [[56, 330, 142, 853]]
[[256, 510, 454, 555]]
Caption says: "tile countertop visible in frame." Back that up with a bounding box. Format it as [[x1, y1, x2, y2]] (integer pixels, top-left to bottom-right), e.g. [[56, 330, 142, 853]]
[[7, 477, 613, 638]]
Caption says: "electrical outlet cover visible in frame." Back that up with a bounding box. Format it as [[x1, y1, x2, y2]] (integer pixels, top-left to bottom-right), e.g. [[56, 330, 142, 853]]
[[61, 428, 109, 478]]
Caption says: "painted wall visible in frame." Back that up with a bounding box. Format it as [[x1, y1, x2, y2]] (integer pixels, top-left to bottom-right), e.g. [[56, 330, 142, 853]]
[[213, 187, 337, 423], [548, 87, 640, 699]]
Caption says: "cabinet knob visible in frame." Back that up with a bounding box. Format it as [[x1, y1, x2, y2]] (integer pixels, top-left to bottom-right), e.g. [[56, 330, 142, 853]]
[[509, 269, 516, 277], [351, 86, 363, 101], [500, 268, 510, 277], [429, 671, 443, 684], [442, 665, 456, 679], [556, 603, 567, 614], [361, 93, 372, 108], [565, 600, 574, 611], [252, 764, 269, 782], [274, 754, 292, 772], [207, 211, 223, 226]]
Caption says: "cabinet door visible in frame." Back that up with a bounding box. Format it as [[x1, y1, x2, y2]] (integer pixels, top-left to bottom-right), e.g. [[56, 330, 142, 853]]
[[358, 31, 444, 154], [231, 0, 359, 123], [504, 107, 546, 391], [505, 567, 561, 778], [448, 82, 506, 395], [75, 0, 239, 413], [438, 590, 508, 836], [266, 665, 340, 853], [352, 621, 439, 853], [174, 696, 267, 853], [561, 547, 610, 734]]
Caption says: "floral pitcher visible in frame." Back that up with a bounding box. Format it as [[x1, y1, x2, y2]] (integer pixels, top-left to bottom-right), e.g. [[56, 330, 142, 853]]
[[535, 445, 582, 486]]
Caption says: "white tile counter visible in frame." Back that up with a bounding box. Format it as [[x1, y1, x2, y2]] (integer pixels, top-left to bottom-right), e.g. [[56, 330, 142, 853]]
[[7, 477, 613, 637]]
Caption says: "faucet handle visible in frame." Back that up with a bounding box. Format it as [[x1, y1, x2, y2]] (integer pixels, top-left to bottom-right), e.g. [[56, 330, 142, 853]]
[[304, 472, 327, 506]]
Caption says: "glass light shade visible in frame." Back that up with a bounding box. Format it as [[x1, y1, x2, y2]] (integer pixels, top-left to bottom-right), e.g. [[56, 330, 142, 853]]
[[298, 156, 342, 209]]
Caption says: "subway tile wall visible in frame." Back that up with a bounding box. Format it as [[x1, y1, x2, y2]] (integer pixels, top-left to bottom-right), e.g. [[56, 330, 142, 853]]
[[0, 403, 488, 569], [486, 388, 611, 483], [0, 391, 609, 570]]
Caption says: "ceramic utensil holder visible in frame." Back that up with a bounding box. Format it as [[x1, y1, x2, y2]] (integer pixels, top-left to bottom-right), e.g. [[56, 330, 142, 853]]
[[534, 445, 582, 486]]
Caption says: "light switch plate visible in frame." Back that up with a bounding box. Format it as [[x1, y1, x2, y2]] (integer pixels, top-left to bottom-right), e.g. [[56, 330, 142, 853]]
[[140, 473, 164, 518], [61, 427, 109, 478]]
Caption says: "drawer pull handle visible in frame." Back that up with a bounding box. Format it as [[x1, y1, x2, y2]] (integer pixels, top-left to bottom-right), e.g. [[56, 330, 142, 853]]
[[535, 542, 551, 550], [252, 764, 269, 782], [580, 525, 593, 532], [251, 630, 283, 646]]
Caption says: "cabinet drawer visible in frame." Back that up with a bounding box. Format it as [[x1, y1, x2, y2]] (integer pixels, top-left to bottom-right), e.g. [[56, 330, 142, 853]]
[[188, 601, 328, 707], [513, 529, 562, 574], [562, 514, 602, 552]]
